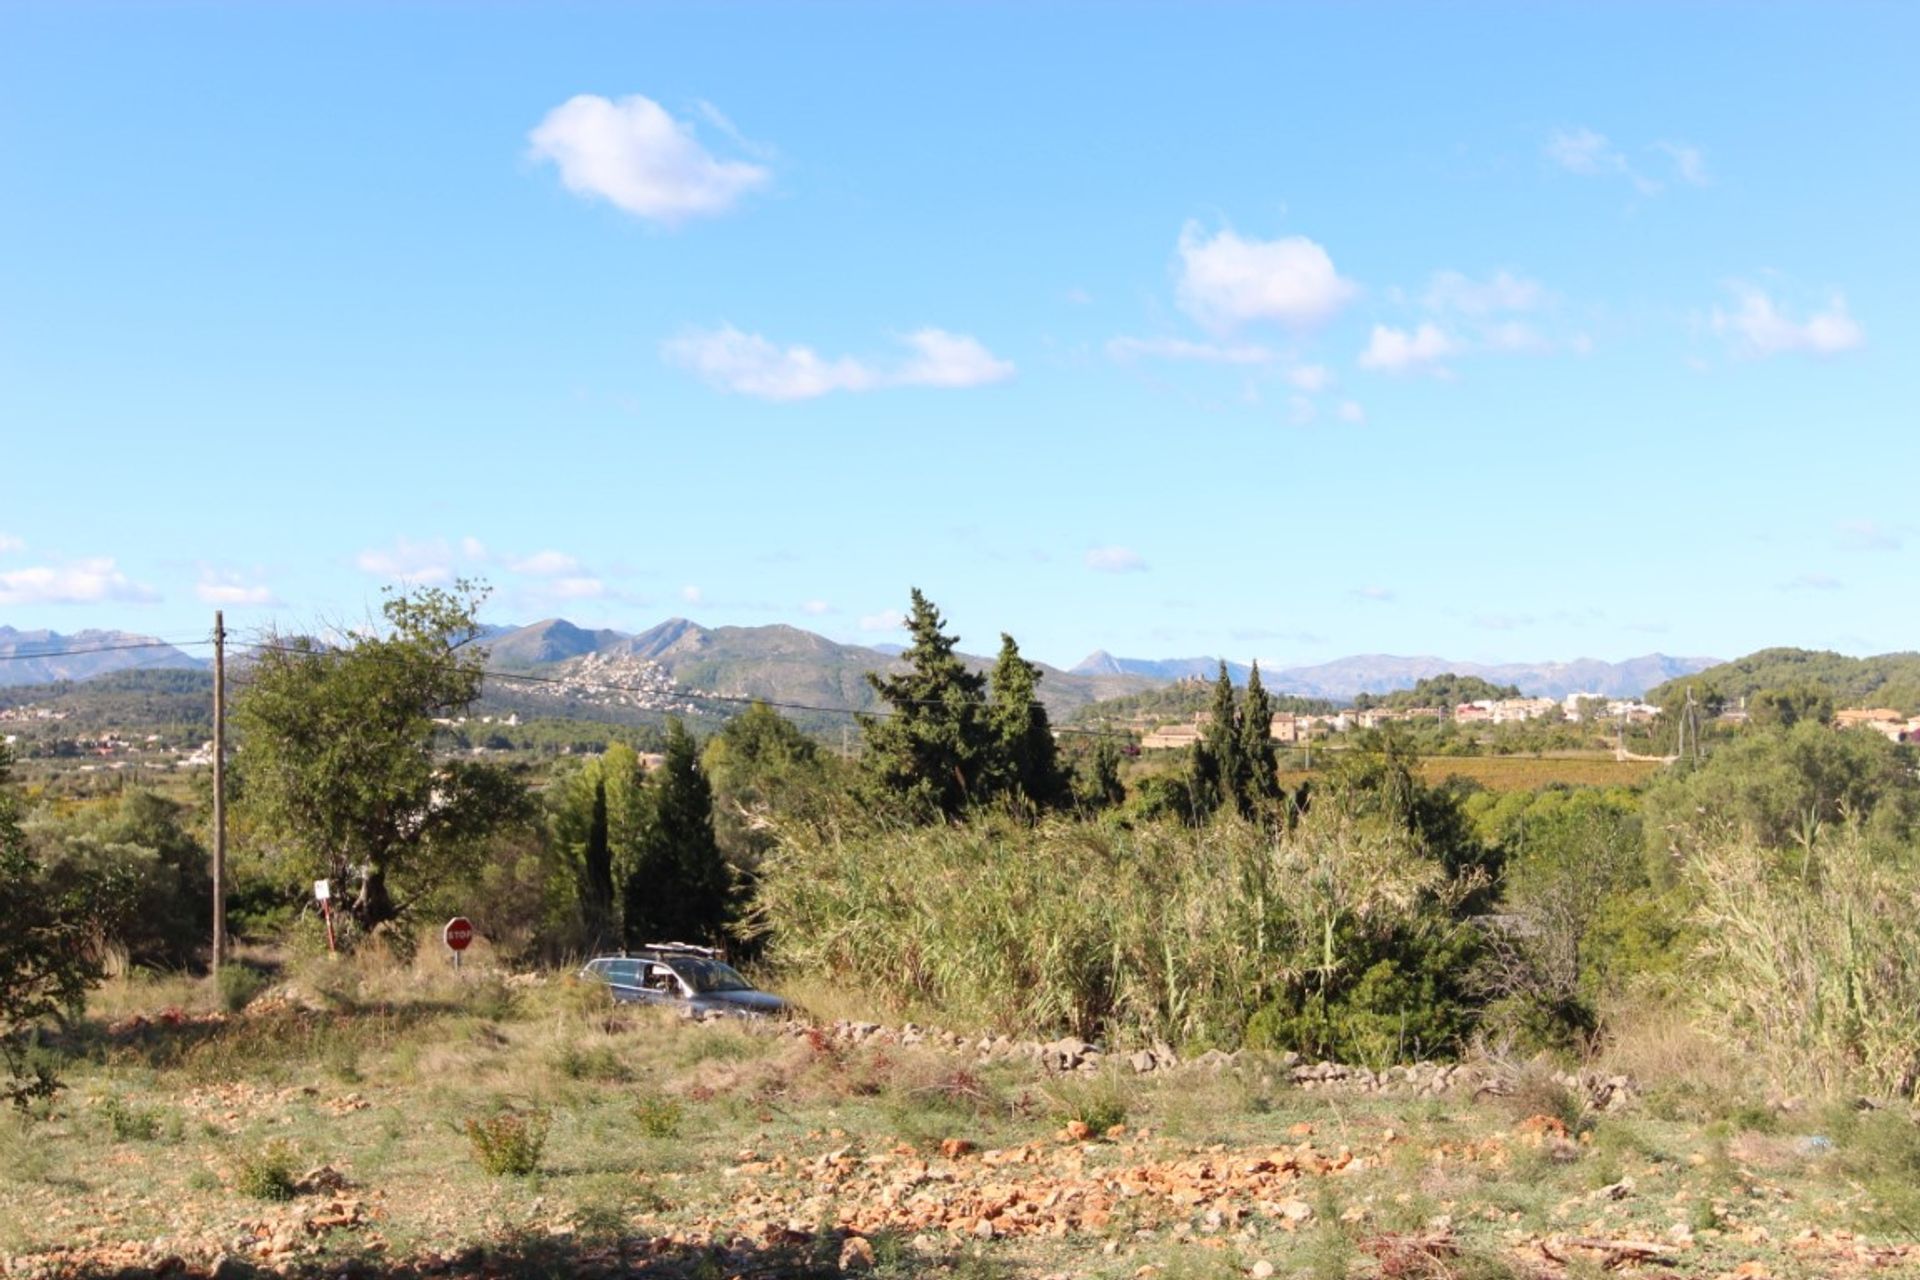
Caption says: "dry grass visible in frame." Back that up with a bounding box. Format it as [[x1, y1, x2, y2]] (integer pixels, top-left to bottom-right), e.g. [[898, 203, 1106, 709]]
[[11, 950, 1918, 1279]]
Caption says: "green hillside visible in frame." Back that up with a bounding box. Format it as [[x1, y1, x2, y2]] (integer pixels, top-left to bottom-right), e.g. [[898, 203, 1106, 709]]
[[1647, 647, 1920, 715]]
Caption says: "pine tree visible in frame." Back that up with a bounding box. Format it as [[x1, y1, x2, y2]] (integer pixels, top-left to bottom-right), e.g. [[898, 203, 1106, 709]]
[[859, 589, 993, 819], [988, 633, 1070, 810], [1239, 661, 1281, 816]]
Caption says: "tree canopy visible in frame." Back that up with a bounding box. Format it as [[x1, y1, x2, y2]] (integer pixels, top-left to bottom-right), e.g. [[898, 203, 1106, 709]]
[[233, 581, 533, 933]]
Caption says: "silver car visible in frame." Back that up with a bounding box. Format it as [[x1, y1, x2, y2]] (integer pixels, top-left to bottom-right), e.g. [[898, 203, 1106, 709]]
[[579, 945, 790, 1019]]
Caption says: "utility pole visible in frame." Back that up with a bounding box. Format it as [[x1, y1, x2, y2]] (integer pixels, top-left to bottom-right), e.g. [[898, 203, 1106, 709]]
[[212, 611, 226, 975]]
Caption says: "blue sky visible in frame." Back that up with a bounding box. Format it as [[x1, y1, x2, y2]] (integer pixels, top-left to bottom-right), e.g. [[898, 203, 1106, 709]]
[[2, 2, 1914, 671]]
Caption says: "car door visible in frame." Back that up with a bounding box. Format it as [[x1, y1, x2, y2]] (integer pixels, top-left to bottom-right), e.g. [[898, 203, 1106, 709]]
[[601, 959, 644, 1003], [637, 961, 686, 1007]]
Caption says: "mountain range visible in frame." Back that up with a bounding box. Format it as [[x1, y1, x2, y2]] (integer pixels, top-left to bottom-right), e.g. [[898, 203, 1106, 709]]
[[0, 617, 1718, 705], [0, 626, 206, 687]]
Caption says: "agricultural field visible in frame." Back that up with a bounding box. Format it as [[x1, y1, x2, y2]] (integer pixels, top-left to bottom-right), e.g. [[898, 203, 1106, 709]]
[[1275, 755, 1662, 795], [4, 956, 1916, 1280]]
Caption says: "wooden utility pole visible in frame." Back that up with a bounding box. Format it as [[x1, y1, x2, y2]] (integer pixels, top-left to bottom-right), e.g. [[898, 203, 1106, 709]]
[[212, 611, 226, 974]]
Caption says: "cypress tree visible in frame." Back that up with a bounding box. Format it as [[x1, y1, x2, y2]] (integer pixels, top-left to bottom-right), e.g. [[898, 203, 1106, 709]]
[[1239, 661, 1281, 816], [623, 720, 728, 946], [581, 773, 614, 948], [988, 633, 1070, 810]]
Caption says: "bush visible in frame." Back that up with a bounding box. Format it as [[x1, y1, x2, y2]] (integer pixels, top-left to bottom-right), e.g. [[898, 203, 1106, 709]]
[[216, 963, 270, 1013], [634, 1094, 683, 1138], [1687, 826, 1920, 1101], [465, 1106, 549, 1176], [1044, 1073, 1130, 1136], [232, 1139, 298, 1200], [756, 805, 1481, 1053], [99, 1095, 165, 1142]]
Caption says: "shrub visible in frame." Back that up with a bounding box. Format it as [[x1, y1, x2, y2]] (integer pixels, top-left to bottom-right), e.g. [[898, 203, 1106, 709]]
[[216, 963, 270, 1013], [465, 1106, 549, 1176], [99, 1095, 164, 1142], [634, 1094, 683, 1138], [756, 805, 1481, 1053], [1044, 1072, 1130, 1136], [232, 1139, 298, 1200], [1686, 826, 1920, 1101]]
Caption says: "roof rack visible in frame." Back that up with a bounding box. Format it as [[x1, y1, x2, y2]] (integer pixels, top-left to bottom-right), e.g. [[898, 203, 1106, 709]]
[[637, 940, 719, 957]]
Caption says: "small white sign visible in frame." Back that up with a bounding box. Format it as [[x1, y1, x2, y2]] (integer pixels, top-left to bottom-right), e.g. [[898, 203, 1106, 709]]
[[314, 879, 331, 902]]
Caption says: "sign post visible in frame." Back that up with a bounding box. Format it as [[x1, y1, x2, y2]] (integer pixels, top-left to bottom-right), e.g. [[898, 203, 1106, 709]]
[[443, 916, 473, 971], [314, 880, 336, 956]]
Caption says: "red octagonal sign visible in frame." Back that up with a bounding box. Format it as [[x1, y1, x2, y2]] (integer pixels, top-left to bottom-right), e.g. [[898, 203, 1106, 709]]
[[444, 916, 474, 952]]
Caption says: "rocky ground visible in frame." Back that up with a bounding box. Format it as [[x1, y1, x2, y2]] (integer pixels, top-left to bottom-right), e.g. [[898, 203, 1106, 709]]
[[3, 976, 1915, 1280]]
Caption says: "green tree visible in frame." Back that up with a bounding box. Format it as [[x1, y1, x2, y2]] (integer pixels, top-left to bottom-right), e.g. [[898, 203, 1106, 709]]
[[623, 720, 729, 946], [858, 589, 993, 819], [702, 701, 837, 871], [233, 581, 533, 933], [1189, 662, 1244, 819], [1238, 662, 1281, 816], [27, 790, 211, 968], [1077, 735, 1127, 810], [1749, 683, 1835, 731], [1, 747, 98, 1107], [987, 633, 1070, 810]]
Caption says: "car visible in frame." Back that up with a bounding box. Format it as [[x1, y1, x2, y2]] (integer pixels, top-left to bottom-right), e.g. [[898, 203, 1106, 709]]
[[577, 943, 791, 1019]]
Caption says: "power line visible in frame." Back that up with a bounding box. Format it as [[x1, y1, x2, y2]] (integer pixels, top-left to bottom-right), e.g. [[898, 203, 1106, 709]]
[[232, 639, 1139, 741], [0, 638, 211, 664]]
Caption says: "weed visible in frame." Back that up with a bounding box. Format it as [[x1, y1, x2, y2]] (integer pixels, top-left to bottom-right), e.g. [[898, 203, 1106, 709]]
[[98, 1095, 165, 1142], [1042, 1070, 1130, 1136], [464, 1106, 550, 1177], [555, 1044, 630, 1082], [232, 1139, 299, 1201], [634, 1094, 684, 1138], [215, 963, 271, 1014]]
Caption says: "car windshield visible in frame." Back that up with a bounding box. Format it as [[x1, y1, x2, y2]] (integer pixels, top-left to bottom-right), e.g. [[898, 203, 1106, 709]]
[[669, 957, 753, 994]]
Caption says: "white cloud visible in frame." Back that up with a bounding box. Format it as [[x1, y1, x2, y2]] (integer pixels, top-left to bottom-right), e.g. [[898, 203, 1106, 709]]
[[195, 568, 279, 607], [529, 93, 769, 225], [1105, 336, 1278, 365], [894, 328, 1015, 388], [1423, 269, 1545, 316], [1545, 127, 1660, 194], [1085, 546, 1148, 574], [680, 585, 703, 604], [858, 610, 904, 633], [1357, 322, 1458, 374], [0, 533, 22, 555], [1654, 140, 1709, 186], [549, 577, 606, 600], [506, 550, 579, 577], [1336, 399, 1366, 424], [1782, 572, 1843, 592], [1712, 284, 1864, 358], [1286, 396, 1316, 427], [800, 599, 832, 616], [1546, 126, 1624, 176], [1352, 586, 1394, 602], [662, 325, 1012, 400], [0, 558, 159, 606], [353, 536, 479, 585], [1838, 519, 1902, 552], [1064, 287, 1094, 306], [1473, 612, 1535, 631], [1482, 320, 1552, 354], [1284, 363, 1332, 392], [459, 536, 489, 560], [1174, 222, 1357, 331]]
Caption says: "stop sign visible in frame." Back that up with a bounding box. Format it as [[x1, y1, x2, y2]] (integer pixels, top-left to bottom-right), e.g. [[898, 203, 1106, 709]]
[[443, 916, 474, 952]]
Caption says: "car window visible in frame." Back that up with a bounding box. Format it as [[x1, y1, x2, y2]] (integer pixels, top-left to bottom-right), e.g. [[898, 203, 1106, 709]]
[[603, 959, 641, 987], [642, 963, 681, 995], [671, 958, 754, 994]]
